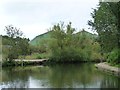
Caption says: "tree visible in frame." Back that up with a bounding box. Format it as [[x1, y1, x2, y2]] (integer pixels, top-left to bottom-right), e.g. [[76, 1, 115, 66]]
[[88, 1, 120, 64], [2, 25, 30, 62], [88, 2, 118, 52], [48, 22, 100, 62], [4, 25, 23, 38]]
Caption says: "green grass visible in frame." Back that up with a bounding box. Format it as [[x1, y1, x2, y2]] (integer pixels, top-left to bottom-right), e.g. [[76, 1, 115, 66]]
[[112, 64, 120, 68], [18, 53, 50, 60], [107, 62, 120, 68]]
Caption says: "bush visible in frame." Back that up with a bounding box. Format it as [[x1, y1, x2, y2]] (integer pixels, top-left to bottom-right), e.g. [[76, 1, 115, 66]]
[[19, 53, 50, 60], [48, 22, 100, 63], [90, 52, 103, 61], [107, 49, 119, 65], [2, 60, 15, 66], [36, 54, 42, 59], [49, 47, 83, 62]]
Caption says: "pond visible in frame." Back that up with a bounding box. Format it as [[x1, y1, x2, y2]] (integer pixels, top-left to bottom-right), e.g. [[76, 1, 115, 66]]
[[0, 63, 119, 89]]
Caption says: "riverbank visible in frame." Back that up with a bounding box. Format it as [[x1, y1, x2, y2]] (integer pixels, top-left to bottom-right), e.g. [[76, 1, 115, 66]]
[[95, 62, 120, 76], [15, 59, 48, 62], [2, 59, 103, 67], [2, 59, 48, 67]]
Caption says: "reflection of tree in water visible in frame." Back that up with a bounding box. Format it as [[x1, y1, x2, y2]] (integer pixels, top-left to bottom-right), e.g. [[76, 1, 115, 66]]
[[2, 66, 51, 88], [100, 74, 120, 89], [47, 63, 99, 88], [2, 67, 30, 88], [1, 64, 119, 88]]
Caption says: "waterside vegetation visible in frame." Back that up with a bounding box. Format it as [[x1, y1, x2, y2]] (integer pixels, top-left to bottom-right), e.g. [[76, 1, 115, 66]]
[[1, 2, 120, 69]]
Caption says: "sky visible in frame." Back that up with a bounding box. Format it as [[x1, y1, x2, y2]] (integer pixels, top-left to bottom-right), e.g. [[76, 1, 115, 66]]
[[0, 0, 99, 40]]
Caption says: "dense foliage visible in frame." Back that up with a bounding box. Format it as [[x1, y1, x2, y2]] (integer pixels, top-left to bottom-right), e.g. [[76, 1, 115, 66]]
[[47, 22, 101, 62], [2, 25, 31, 63], [88, 2, 120, 65]]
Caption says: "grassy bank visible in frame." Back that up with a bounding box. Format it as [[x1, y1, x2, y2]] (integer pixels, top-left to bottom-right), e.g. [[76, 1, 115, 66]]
[[107, 62, 120, 68], [18, 53, 50, 60]]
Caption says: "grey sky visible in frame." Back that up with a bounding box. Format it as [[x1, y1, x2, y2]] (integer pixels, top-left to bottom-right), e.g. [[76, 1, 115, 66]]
[[0, 0, 99, 40]]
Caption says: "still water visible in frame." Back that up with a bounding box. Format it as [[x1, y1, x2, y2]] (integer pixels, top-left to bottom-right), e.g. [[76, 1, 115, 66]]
[[0, 63, 119, 88]]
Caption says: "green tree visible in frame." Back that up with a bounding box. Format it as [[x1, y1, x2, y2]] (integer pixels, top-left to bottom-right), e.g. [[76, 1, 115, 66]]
[[4, 25, 23, 38], [88, 1, 120, 64], [2, 25, 30, 63], [88, 2, 118, 52], [48, 22, 100, 62]]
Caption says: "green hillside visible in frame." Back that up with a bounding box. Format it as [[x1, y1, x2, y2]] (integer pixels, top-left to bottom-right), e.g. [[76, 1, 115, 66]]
[[76, 30, 97, 39], [30, 30, 97, 46], [30, 31, 52, 46]]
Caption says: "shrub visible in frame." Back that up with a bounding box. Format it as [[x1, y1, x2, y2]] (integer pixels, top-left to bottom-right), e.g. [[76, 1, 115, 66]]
[[36, 54, 42, 59], [90, 52, 103, 61], [48, 22, 100, 63], [107, 49, 119, 65], [2, 60, 15, 66]]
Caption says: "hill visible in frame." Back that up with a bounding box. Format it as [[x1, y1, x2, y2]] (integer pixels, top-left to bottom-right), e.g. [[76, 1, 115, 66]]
[[30, 30, 97, 46], [30, 31, 52, 46], [76, 30, 97, 39]]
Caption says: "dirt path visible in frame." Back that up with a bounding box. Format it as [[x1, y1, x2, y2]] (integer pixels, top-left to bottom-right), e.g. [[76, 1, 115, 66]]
[[95, 62, 120, 76]]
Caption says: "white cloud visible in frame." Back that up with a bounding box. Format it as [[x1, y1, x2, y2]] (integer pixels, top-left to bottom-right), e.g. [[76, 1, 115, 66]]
[[1, 0, 98, 3], [0, 0, 99, 40], [21, 23, 50, 40]]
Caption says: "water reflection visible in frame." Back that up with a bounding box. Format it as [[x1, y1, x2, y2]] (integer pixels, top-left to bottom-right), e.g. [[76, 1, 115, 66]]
[[100, 74, 119, 88], [1, 63, 119, 88], [2, 67, 29, 88], [48, 63, 98, 88]]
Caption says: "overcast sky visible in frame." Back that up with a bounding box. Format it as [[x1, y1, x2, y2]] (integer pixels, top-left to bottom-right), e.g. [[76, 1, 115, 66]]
[[0, 0, 99, 40]]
